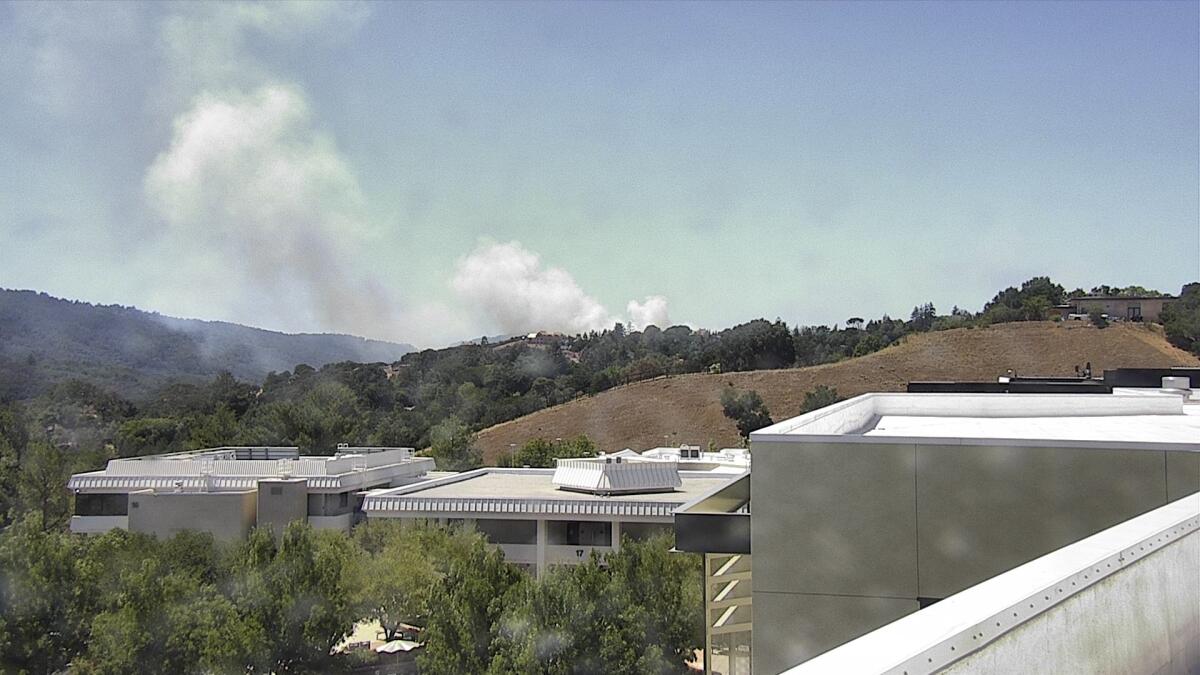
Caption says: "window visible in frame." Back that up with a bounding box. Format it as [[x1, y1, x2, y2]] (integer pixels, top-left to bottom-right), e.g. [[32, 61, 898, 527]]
[[75, 493, 129, 516], [546, 520, 612, 546], [620, 521, 672, 542], [269, 486, 283, 496], [308, 492, 354, 517], [473, 518, 537, 545]]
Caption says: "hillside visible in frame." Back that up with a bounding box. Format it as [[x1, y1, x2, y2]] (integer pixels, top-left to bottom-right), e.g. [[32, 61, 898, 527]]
[[0, 289, 414, 400], [475, 321, 1199, 460]]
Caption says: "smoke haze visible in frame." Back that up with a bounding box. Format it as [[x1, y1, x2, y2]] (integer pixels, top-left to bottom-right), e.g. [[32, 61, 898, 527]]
[[145, 85, 401, 341]]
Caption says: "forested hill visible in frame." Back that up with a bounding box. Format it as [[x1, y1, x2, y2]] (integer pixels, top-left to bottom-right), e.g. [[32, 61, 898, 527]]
[[0, 289, 415, 400]]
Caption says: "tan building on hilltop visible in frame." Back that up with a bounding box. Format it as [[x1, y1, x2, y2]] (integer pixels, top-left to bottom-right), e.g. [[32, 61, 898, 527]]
[[1067, 295, 1174, 322]]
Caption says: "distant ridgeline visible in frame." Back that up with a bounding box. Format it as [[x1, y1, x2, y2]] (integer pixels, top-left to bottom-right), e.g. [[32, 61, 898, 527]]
[[0, 289, 415, 400], [0, 278, 1195, 455]]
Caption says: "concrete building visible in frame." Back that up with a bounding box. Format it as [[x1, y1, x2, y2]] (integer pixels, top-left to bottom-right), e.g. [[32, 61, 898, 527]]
[[69, 446, 435, 539], [784, 493, 1199, 675], [678, 388, 1199, 675], [362, 454, 733, 577], [1063, 295, 1175, 322]]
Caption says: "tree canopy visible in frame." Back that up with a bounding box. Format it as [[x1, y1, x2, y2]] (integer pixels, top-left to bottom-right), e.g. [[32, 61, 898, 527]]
[[1161, 282, 1200, 356], [720, 388, 774, 439], [497, 435, 598, 468]]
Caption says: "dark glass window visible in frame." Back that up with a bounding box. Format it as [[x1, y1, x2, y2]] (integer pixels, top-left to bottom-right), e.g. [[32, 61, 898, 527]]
[[473, 519, 537, 545], [546, 520, 612, 546], [75, 493, 129, 516], [307, 493, 354, 516]]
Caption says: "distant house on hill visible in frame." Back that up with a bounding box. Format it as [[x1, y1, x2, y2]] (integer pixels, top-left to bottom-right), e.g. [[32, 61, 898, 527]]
[[525, 331, 564, 345], [1060, 295, 1175, 322]]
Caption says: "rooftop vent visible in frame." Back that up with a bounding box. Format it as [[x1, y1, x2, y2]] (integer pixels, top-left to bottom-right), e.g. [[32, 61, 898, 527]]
[[1162, 376, 1191, 391], [552, 456, 682, 496]]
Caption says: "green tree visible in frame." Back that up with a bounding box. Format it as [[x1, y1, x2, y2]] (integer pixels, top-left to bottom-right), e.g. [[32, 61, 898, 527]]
[[800, 385, 842, 414], [1161, 283, 1200, 356], [909, 303, 936, 331], [428, 415, 482, 471], [55, 530, 256, 675], [490, 534, 702, 674], [1021, 295, 1053, 321], [77, 564, 255, 675], [498, 435, 598, 468], [851, 333, 885, 357], [981, 276, 1065, 323], [183, 405, 241, 450], [0, 514, 93, 673], [603, 535, 703, 673], [418, 531, 521, 675], [259, 381, 362, 453], [115, 417, 182, 457], [17, 441, 72, 530], [0, 434, 19, 526], [720, 388, 774, 439], [353, 521, 440, 641], [231, 523, 364, 673], [487, 565, 602, 674]]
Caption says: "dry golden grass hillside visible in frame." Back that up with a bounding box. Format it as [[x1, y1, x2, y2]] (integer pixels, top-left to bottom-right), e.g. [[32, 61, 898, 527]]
[[475, 321, 1199, 462]]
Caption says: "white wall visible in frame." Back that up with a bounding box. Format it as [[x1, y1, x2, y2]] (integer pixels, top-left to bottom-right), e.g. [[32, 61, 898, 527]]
[[942, 529, 1199, 675]]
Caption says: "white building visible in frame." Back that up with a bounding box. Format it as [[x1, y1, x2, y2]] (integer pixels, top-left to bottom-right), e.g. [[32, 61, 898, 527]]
[[640, 444, 751, 473], [68, 446, 435, 539], [362, 454, 735, 576]]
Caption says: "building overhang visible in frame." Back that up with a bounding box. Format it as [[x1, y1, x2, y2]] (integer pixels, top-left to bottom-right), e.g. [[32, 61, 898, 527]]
[[673, 472, 750, 554]]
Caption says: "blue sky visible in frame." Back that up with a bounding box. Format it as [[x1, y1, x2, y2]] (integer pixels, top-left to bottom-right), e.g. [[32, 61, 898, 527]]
[[1, 1, 1197, 347]]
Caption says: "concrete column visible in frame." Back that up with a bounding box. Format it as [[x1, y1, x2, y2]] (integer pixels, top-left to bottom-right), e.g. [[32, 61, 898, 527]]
[[612, 519, 622, 552], [536, 519, 547, 579]]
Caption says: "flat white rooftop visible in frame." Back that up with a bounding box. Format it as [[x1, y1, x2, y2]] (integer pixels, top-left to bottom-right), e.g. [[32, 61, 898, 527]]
[[363, 468, 733, 518], [68, 446, 434, 492], [369, 469, 728, 502], [752, 392, 1200, 451]]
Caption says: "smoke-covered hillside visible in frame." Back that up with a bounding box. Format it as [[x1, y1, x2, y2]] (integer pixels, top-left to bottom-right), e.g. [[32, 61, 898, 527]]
[[0, 289, 414, 400]]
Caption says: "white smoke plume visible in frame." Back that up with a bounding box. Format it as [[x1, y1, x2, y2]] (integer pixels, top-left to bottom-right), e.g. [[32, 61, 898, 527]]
[[627, 295, 671, 331], [144, 84, 400, 340], [452, 241, 671, 336]]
